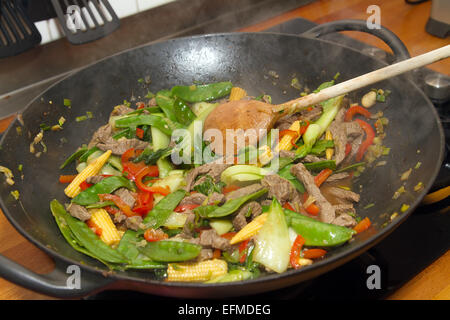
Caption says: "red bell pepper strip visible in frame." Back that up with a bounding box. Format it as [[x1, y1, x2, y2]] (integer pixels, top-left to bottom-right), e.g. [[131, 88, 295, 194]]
[[221, 232, 237, 240], [133, 191, 154, 216], [121, 148, 147, 180], [59, 175, 77, 183], [344, 105, 372, 122], [314, 168, 333, 187], [174, 203, 201, 212], [79, 180, 93, 191], [345, 143, 352, 157], [353, 217, 372, 234], [98, 194, 136, 217], [144, 228, 168, 242], [136, 128, 145, 139], [355, 119, 376, 161], [135, 166, 167, 194], [303, 248, 327, 259], [222, 185, 240, 194], [239, 239, 250, 263], [86, 219, 102, 237], [280, 129, 300, 148], [290, 234, 305, 269], [283, 202, 296, 212], [104, 205, 120, 215]]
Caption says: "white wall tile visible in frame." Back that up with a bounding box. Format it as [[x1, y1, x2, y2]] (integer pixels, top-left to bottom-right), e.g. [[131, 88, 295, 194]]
[[107, 0, 138, 18], [34, 20, 52, 45], [137, 0, 176, 12]]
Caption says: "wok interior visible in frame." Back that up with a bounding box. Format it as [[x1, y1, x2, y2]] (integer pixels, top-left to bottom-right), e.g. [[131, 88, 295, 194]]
[[0, 33, 442, 284]]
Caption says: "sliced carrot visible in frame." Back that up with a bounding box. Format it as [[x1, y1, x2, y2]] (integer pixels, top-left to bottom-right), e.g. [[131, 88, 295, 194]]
[[59, 175, 77, 183], [353, 217, 372, 234], [305, 203, 320, 216], [314, 168, 333, 187], [303, 248, 327, 259], [213, 249, 221, 259]]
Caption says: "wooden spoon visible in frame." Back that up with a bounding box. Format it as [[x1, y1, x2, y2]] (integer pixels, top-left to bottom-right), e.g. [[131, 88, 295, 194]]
[[204, 45, 450, 154]]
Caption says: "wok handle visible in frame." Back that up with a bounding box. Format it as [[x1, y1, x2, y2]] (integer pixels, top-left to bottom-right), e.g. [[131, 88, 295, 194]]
[[0, 253, 114, 298], [302, 19, 410, 61]]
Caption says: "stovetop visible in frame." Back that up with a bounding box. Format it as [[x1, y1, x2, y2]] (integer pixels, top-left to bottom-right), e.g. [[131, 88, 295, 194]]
[[86, 18, 450, 300]]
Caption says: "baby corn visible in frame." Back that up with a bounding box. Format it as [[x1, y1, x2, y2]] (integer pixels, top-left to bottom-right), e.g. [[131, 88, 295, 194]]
[[64, 150, 112, 198], [325, 130, 334, 160], [88, 208, 121, 246], [230, 213, 268, 245], [167, 259, 228, 282], [229, 87, 247, 101]]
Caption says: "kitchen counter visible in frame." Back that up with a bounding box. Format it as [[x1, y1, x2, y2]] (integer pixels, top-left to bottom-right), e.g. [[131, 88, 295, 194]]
[[0, 0, 448, 300]]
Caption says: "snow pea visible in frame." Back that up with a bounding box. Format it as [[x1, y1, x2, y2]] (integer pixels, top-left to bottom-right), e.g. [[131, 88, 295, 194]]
[[195, 188, 267, 218], [171, 81, 233, 103], [173, 98, 196, 126], [142, 189, 186, 229], [284, 209, 355, 247], [304, 160, 336, 172], [117, 230, 166, 269], [50, 200, 127, 263], [60, 146, 88, 169], [155, 90, 177, 122], [72, 176, 135, 205], [139, 240, 202, 262], [206, 269, 253, 283], [114, 114, 179, 136]]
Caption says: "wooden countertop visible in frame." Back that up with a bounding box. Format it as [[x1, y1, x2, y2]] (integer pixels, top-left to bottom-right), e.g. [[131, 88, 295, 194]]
[[0, 0, 448, 300]]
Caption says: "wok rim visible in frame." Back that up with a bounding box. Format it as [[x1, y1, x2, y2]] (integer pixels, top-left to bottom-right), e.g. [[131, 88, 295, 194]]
[[0, 32, 445, 294]]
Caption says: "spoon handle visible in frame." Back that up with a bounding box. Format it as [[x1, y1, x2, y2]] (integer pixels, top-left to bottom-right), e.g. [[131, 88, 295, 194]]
[[275, 45, 450, 114]]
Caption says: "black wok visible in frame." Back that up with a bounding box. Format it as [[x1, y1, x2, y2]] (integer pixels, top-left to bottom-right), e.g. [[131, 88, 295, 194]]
[[0, 20, 444, 298]]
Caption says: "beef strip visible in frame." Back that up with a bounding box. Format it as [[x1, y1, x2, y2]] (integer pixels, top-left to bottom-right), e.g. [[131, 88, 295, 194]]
[[114, 188, 137, 208], [179, 193, 207, 206], [232, 201, 262, 231], [184, 163, 230, 191], [341, 121, 364, 164], [85, 175, 106, 184], [125, 216, 143, 231], [298, 105, 323, 121], [261, 174, 299, 204], [326, 172, 350, 183], [332, 213, 357, 227], [209, 192, 225, 205], [225, 183, 263, 201], [88, 124, 113, 148], [180, 210, 196, 238], [114, 212, 127, 224], [195, 249, 214, 262], [97, 137, 150, 156], [333, 204, 356, 215], [67, 203, 91, 221], [290, 163, 335, 223], [199, 229, 231, 251], [303, 155, 325, 163], [328, 108, 347, 165], [274, 114, 299, 131], [327, 187, 360, 203], [279, 150, 296, 159], [110, 104, 134, 116]]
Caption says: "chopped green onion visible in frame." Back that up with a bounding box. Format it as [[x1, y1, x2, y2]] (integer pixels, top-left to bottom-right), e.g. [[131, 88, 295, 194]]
[[18, 164, 23, 171], [76, 115, 88, 122], [400, 204, 410, 212], [414, 162, 422, 170], [86, 111, 93, 119], [63, 98, 71, 107], [363, 203, 375, 209], [10, 190, 19, 200]]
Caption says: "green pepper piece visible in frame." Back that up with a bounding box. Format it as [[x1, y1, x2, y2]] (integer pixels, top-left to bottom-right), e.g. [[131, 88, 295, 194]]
[[50, 200, 127, 263], [139, 240, 202, 262], [284, 209, 355, 246], [114, 114, 181, 136], [171, 81, 233, 103], [155, 90, 177, 122], [195, 188, 267, 218], [60, 147, 88, 169], [117, 230, 166, 269], [142, 189, 186, 228], [72, 176, 135, 205], [78, 146, 100, 162], [173, 98, 196, 126]]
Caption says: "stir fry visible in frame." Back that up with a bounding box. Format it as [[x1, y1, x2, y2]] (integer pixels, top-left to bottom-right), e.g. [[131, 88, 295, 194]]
[[52, 79, 389, 282]]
